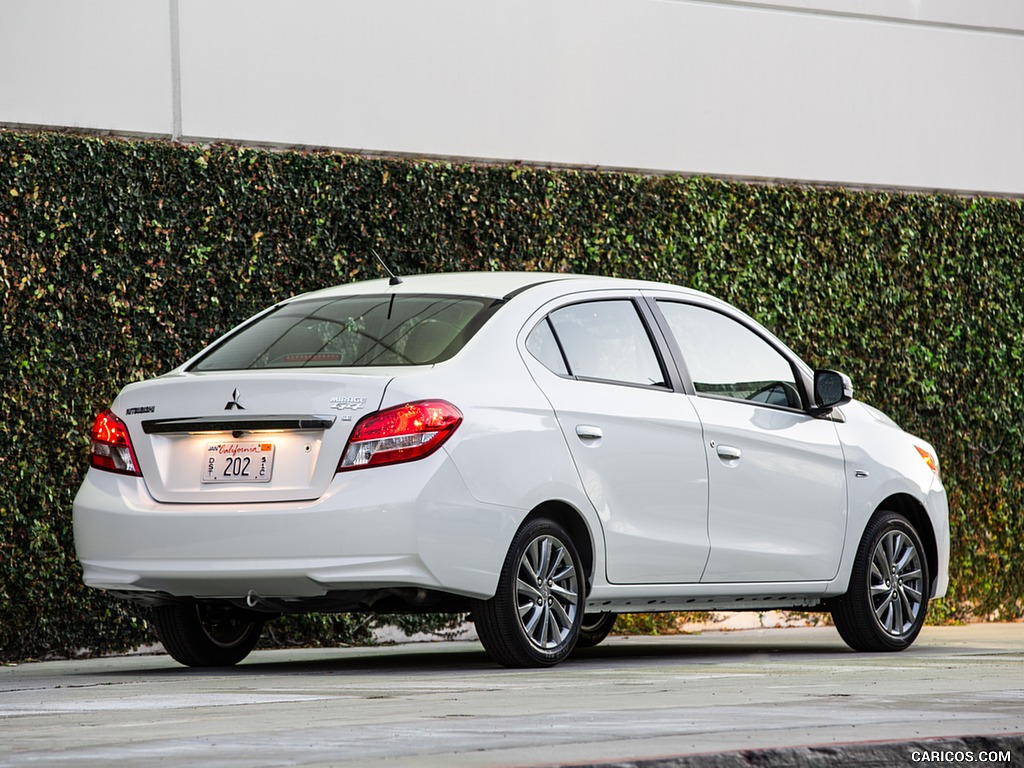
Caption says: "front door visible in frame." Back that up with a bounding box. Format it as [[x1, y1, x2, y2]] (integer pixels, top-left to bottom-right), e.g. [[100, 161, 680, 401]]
[[656, 300, 847, 583]]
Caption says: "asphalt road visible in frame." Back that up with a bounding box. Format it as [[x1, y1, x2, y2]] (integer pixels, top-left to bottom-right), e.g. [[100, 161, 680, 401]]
[[1, 624, 1022, 767]]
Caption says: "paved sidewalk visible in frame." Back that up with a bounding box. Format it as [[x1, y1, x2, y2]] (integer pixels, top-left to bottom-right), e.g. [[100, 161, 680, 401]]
[[1, 624, 1022, 767]]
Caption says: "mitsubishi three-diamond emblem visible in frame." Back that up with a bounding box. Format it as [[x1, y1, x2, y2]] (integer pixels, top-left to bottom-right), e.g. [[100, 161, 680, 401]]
[[224, 388, 245, 410]]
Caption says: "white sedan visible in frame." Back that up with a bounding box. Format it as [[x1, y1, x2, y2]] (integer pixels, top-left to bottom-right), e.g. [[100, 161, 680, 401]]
[[73, 272, 949, 667]]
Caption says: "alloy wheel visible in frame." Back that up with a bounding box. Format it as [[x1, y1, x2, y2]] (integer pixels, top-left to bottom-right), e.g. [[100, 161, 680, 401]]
[[515, 534, 580, 651], [869, 529, 924, 638]]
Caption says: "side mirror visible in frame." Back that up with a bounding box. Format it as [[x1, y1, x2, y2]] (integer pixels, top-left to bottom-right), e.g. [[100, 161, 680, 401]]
[[812, 370, 853, 414]]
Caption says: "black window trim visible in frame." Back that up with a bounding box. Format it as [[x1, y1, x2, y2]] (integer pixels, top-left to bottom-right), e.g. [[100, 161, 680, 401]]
[[540, 315, 573, 377]]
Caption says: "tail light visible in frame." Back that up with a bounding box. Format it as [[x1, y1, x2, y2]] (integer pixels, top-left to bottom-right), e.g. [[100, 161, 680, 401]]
[[338, 400, 462, 471], [89, 409, 142, 476]]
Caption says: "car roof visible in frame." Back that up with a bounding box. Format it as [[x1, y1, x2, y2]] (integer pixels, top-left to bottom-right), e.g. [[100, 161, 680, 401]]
[[291, 271, 704, 302]]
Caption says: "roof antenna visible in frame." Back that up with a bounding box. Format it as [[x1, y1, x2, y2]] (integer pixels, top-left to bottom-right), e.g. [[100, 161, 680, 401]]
[[371, 249, 402, 286]]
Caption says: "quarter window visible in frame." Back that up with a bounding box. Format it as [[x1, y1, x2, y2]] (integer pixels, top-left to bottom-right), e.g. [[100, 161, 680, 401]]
[[525, 318, 569, 376], [658, 302, 801, 408], [530, 300, 666, 387]]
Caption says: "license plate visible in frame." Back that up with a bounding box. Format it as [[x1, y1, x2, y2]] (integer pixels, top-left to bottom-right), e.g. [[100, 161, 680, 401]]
[[202, 442, 275, 484]]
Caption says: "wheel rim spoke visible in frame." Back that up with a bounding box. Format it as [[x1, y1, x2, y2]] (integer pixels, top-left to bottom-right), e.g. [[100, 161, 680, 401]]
[[520, 601, 543, 632], [553, 588, 574, 617], [550, 582, 578, 604], [869, 582, 890, 598], [523, 543, 539, 580], [890, 591, 904, 632], [904, 562, 923, 584], [902, 583, 922, 602], [875, 597, 892, 624], [894, 548, 914, 574], [536, 539, 552, 582], [897, 586, 916, 618], [517, 578, 543, 602]]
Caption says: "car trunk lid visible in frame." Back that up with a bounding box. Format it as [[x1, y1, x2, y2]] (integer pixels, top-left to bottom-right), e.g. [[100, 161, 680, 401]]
[[114, 371, 391, 504]]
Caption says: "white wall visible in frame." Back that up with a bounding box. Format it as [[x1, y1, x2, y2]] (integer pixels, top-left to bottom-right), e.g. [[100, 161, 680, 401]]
[[0, 0, 172, 135], [2, 0, 1023, 196]]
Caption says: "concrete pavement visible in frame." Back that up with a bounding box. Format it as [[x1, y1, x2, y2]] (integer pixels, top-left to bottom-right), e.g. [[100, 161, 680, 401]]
[[1, 624, 1022, 767]]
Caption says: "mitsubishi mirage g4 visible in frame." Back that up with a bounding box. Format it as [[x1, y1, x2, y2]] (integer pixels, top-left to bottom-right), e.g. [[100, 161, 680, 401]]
[[73, 272, 949, 668]]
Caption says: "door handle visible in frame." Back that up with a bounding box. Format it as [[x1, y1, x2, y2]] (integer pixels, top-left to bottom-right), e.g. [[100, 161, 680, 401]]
[[575, 425, 603, 441], [715, 444, 742, 461]]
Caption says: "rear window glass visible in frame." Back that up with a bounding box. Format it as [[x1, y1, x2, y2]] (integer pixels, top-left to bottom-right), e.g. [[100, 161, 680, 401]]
[[546, 300, 667, 387], [190, 294, 498, 371]]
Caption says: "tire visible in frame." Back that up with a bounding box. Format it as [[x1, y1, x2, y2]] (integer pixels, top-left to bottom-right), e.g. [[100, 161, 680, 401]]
[[830, 511, 930, 652], [473, 517, 584, 668], [151, 603, 265, 667], [575, 612, 618, 649]]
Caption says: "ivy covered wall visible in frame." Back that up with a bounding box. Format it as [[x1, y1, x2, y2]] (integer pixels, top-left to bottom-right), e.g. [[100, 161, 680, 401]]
[[1, 131, 1021, 660]]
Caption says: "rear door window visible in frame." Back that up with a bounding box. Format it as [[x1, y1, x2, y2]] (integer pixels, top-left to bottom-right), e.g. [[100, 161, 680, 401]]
[[528, 300, 667, 387]]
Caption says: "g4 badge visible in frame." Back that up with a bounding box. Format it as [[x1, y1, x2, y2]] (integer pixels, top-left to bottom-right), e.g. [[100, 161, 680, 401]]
[[330, 396, 367, 412]]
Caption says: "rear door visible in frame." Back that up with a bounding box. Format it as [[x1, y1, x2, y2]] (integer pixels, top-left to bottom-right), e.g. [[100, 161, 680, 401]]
[[522, 295, 710, 584]]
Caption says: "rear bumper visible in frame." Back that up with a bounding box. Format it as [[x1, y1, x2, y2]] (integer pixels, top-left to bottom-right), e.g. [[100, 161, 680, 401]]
[[73, 453, 521, 602]]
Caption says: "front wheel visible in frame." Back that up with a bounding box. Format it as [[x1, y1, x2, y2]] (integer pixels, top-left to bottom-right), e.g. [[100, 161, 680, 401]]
[[830, 511, 930, 652], [575, 612, 618, 649], [151, 603, 265, 667], [473, 517, 584, 668]]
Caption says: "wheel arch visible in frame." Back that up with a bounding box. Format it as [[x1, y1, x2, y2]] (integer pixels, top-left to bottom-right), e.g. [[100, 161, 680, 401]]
[[524, 500, 596, 595], [876, 493, 939, 599]]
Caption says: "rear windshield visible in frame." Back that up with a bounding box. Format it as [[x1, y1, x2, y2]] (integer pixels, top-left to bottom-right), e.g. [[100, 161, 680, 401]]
[[190, 294, 500, 371]]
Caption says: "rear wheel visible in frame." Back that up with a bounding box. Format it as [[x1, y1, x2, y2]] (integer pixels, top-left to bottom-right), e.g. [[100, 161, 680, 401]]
[[473, 517, 583, 668], [151, 603, 264, 667], [830, 511, 930, 652], [575, 612, 618, 649]]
